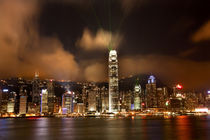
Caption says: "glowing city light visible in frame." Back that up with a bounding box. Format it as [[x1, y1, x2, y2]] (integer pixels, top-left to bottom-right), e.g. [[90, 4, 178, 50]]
[[176, 84, 183, 89], [90, 108, 94, 111], [42, 89, 47, 93], [165, 101, 169, 106], [148, 75, 155, 84], [176, 93, 182, 97], [109, 49, 119, 113], [3, 89, 9, 92], [195, 108, 208, 113]]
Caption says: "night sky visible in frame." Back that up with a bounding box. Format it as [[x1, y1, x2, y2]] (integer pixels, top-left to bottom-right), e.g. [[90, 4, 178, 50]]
[[0, 0, 210, 89]]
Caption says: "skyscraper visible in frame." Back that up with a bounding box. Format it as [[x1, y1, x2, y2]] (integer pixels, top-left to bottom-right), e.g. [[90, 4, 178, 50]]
[[123, 90, 133, 111], [146, 75, 157, 108], [0, 89, 2, 112], [47, 80, 55, 114], [134, 79, 141, 110], [32, 72, 41, 105], [62, 91, 74, 114], [101, 86, 109, 113], [87, 88, 97, 112], [41, 89, 48, 114], [108, 50, 119, 112], [82, 83, 99, 112], [19, 86, 27, 115], [1, 89, 9, 113], [156, 87, 168, 108], [7, 92, 16, 113]]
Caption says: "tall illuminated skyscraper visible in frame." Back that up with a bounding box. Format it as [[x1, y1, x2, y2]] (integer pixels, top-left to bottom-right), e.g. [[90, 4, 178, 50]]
[[7, 92, 16, 113], [146, 75, 157, 108], [1, 89, 9, 113], [62, 91, 74, 114], [41, 89, 48, 114], [108, 50, 119, 112], [47, 80, 55, 114], [32, 72, 41, 105], [0, 89, 2, 111], [134, 78, 141, 110], [19, 86, 27, 115], [101, 86, 109, 113]]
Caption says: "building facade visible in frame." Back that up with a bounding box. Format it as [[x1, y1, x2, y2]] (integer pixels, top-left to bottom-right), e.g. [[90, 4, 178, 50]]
[[41, 89, 48, 114], [7, 92, 16, 113], [62, 91, 74, 114], [32, 72, 41, 105], [108, 50, 119, 112], [47, 80, 55, 114], [146, 75, 157, 108], [134, 79, 141, 110], [19, 86, 27, 115]]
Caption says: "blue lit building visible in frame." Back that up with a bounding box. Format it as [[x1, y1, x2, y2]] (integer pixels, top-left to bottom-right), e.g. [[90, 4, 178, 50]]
[[62, 91, 74, 114], [146, 75, 157, 108]]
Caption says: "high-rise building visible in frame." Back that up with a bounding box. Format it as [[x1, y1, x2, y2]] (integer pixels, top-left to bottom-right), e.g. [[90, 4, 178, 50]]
[[62, 91, 74, 114], [82, 84, 89, 112], [170, 84, 185, 112], [7, 92, 16, 113], [0, 89, 2, 112], [123, 90, 133, 111], [95, 86, 103, 113], [47, 80, 55, 114], [206, 91, 210, 111], [32, 72, 41, 105], [41, 89, 48, 114], [82, 83, 98, 112], [197, 92, 206, 107], [87, 87, 97, 112], [19, 86, 27, 115], [1, 89, 9, 113], [185, 92, 198, 110], [101, 86, 109, 113], [134, 79, 141, 110], [156, 87, 168, 108], [108, 50, 119, 112], [53, 97, 61, 114], [146, 75, 157, 108]]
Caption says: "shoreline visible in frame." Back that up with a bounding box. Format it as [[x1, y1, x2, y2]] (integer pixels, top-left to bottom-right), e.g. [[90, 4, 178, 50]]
[[0, 114, 208, 119]]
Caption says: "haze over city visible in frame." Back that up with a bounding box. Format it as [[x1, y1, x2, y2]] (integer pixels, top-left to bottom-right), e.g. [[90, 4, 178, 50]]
[[0, 0, 210, 90]]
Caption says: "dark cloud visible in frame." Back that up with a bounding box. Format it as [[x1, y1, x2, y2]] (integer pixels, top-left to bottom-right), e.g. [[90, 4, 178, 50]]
[[119, 55, 210, 90], [192, 20, 210, 42], [120, 0, 147, 14], [1, 0, 210, 89], [0, 0, 79, 80]]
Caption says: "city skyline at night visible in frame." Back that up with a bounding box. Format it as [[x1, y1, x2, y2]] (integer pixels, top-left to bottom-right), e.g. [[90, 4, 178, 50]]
[[1, 1, 210, 139]]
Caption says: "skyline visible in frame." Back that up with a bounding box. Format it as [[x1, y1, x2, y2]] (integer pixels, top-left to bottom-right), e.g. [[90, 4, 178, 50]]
[[0, 0, 210, 89]]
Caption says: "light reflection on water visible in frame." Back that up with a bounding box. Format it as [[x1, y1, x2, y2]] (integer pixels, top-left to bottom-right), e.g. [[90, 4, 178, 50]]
[[0, 116, 210, 140]]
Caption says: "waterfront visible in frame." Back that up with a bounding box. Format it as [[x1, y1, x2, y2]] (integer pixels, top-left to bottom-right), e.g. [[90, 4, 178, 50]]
[[0, 116, 210, 140]]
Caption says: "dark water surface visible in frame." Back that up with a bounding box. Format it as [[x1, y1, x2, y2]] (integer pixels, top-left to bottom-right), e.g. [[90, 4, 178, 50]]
[[0, 116, 210, 140]]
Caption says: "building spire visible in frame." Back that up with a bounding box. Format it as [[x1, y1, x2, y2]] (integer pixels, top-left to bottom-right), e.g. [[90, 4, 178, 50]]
[[35, 71, 39, 78], [136, 78, 139, 86]]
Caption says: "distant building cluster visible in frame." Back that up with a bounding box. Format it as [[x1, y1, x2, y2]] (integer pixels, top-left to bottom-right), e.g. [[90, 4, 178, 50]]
[[0, 50, 209, 117]]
